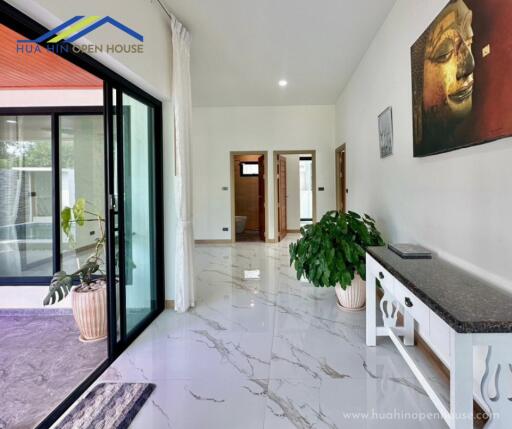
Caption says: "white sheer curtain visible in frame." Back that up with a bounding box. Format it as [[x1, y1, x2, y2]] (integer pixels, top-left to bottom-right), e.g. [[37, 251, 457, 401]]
[[171, 16, 195, 312]]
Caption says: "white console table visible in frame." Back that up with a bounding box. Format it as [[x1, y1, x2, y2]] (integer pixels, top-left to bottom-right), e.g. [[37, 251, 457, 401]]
[[366, 247, 512, 429]]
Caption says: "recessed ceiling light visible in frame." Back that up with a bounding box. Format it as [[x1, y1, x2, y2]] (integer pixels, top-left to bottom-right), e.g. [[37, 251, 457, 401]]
[[6, 120, 17, 124], [278, 80, 288, 87]]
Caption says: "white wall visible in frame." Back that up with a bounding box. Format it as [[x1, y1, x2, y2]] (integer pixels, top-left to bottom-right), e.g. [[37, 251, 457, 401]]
[[192, 106, 335, 240], [335, 0, 512, 405], [285, 154, 301, 230], [335, 0, 512, 291]]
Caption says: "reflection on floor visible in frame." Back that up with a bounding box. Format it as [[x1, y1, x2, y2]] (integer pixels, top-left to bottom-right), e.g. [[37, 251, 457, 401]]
[[235, 230, 261, 242], [127, 308, 153, 333], [93, 236, 446, 428], [0, 310, 107, 429]]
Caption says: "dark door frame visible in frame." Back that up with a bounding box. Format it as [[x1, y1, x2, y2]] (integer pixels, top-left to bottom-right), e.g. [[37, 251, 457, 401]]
[[0, 3, 165, 428], [276, 154, 288, 241], [335, 143, 347, 213], [229, 151, 269, 243]]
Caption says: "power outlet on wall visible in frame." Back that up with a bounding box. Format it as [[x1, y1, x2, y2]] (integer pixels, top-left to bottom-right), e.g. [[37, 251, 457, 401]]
[[222, 227, 229, 232]]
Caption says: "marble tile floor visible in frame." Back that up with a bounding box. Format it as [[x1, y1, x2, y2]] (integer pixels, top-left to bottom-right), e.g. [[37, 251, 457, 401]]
[[0, 310, 108, 429], [86, 236, 447, 428]]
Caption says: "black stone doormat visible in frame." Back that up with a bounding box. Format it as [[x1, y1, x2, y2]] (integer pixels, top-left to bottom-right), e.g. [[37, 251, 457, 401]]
[[55, 383, 156, 429]]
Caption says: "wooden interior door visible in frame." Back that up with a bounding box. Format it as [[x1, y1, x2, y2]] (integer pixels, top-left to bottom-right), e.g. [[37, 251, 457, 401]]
[[258, 155, 265, 241], [336, 148, 346, 212], [277, 155, 287, 241]]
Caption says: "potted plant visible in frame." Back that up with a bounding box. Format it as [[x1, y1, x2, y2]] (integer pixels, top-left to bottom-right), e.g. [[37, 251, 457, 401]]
[[289, 210, 385, 311], [43, 198, 107, 342]]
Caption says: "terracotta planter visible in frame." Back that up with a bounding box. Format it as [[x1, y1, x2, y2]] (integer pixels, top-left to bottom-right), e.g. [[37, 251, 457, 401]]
[[71, 280, 107, 342], [335, 274, 366, 311]]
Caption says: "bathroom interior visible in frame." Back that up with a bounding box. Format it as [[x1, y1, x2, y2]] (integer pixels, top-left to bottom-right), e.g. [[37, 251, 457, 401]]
[[233, 154, 265, 242]]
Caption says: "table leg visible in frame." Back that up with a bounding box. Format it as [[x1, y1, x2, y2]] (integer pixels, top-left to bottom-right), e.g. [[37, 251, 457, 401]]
[[403, 311, 414, 346], [366, 271, 377, 347], [450, 333, 474, 429]]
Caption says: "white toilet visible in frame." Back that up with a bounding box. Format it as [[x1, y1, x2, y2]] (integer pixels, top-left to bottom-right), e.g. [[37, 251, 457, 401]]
[[235, 216, 247, 233]]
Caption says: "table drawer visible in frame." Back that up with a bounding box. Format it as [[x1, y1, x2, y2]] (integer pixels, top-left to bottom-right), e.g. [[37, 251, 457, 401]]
[[393, 279, 429, 332], [366, 255, 394, 294]]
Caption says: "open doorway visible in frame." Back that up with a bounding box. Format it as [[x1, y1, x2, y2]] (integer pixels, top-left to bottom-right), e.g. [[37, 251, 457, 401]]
[[230, 152, 267, 242], [335, 144, 347, 212], [274, 150, 316, 242]]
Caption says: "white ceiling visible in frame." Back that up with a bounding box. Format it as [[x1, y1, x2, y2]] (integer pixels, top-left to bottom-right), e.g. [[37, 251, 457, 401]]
[[164, 0, 396, 106]]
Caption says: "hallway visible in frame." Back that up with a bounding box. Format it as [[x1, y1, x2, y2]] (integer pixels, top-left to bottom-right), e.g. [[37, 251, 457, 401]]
[[97, 237, 446, 428]]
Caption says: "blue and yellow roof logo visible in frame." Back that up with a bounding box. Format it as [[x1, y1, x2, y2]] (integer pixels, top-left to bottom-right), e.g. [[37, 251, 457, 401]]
[[18, 16, 143, 44]]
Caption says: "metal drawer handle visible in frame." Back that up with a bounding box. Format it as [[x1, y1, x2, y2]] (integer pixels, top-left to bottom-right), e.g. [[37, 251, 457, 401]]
[[378, 272, 384, 280], [404, 297, 413, 308]]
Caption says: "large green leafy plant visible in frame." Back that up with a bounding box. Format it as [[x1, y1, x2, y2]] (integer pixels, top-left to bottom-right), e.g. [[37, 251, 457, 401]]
[[43, 198, 106, 305], [289, 211, 385, 289]]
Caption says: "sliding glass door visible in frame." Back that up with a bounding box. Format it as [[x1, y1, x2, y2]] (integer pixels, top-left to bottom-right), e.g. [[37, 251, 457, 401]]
[[107, 87, 160, 347], [121, 94, 157, 334]]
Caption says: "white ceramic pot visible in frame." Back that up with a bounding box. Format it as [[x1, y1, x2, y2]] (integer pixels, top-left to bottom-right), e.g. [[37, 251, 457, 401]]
[[335, 274, 366, 311], [71, 280, 107, 342]]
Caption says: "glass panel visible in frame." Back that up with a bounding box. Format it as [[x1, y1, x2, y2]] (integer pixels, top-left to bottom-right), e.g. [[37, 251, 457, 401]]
[[59, 115, 105, 273], [0, 115, 53, 276], [241, 162, 259, 176], [122, 94, 157, 334], [299, 159, 313, 221]]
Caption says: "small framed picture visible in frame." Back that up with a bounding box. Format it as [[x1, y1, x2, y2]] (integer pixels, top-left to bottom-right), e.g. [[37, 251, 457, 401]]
[[378, 106, 393, 158]]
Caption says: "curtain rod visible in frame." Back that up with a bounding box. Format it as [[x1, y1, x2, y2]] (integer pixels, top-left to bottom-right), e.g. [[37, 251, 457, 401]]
[[154, 0, 190, 33], [154, 0, 176, 23]]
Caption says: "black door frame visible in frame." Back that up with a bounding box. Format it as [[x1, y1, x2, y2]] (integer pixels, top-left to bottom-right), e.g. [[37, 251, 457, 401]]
[[109, 87, 162, 348], [0, 2, 165, 428]]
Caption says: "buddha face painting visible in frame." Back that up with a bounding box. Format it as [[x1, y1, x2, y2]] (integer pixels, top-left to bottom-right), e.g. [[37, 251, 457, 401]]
[[423, 0, 475, 125], [412, 0, 512, 157]]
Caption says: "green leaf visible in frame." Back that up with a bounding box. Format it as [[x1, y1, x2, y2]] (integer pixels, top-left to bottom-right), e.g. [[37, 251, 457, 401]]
[[73, 198, 86, 226], [44, 271, 73, 306], [356, 262, 366, 279], [288, 209, 385, 289], [61, 207, 72, 237]]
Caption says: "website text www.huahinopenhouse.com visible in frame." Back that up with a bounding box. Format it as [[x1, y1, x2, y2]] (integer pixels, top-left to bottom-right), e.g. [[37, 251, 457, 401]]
[[341, 409, 496, 422]]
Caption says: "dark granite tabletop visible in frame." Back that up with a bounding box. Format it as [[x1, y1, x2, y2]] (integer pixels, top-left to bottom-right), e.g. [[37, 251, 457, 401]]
[[367, 246, 512, 333]]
